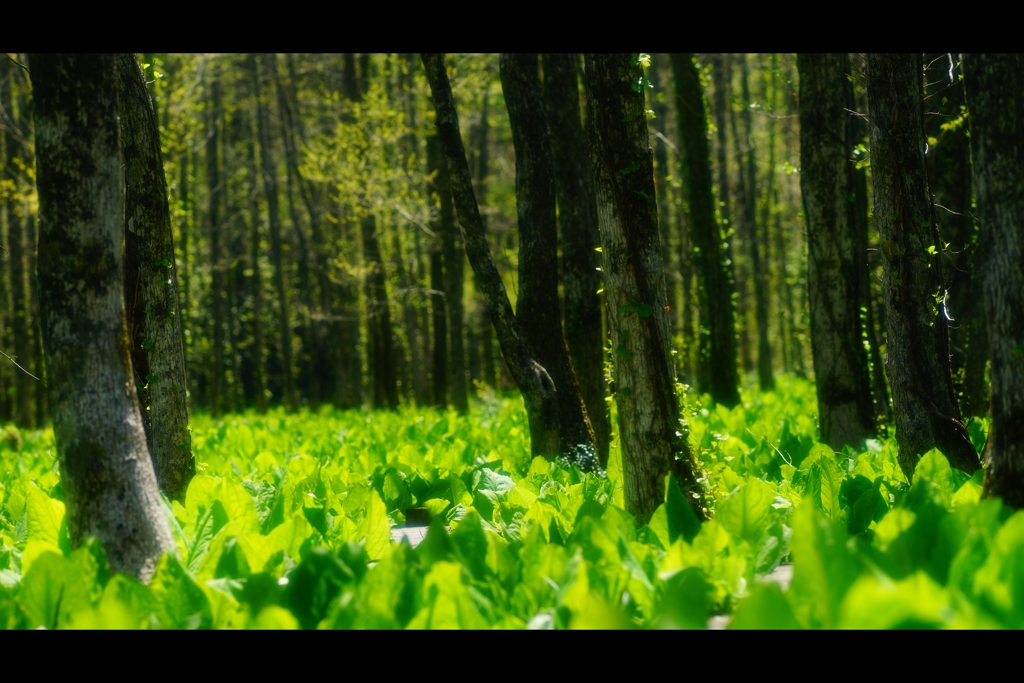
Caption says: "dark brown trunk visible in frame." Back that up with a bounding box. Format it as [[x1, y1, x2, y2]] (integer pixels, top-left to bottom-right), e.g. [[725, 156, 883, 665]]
[[474, 85, 497, 389], [584, 53, 706, 521], [670, 53, 741, 407], [422, 53, 562, 461], [117, 53, 194, 500], [798, 53, 877, 451], [964, 53, 1024, 508], [205, 67, 225, 415], [866, 53, 980, 478], [427, 135, 449, 407], [253, 54, 297, 411], [31, 53, 174, 581], [541, 52, 610, 465]]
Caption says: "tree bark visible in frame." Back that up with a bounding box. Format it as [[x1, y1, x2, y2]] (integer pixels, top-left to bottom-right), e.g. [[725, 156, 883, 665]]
[[362, 214, 399, 410], [438, 136, 468, 415], [964, 53, 1024, 508], [798, 53, 877, 451], [585, 53, 706, 521], [866, 53, 980, 478], [670, 53, 740, 407], [738, 55, 774, 391], [243, 119, 269, 413], [541, 52, 610, 465], [204, 66, 225, 415], [422, 53, 563, 462], [2, 59, 33, 429], [30, 53, 174, 581], [473, 86, 497, 390], [117, 53, 194, 501], [252, 54, 297, 411], [502, 53, 597, 463]]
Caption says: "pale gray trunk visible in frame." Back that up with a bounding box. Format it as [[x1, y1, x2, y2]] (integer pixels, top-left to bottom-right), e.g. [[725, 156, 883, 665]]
[[31, 53, 173, 581]]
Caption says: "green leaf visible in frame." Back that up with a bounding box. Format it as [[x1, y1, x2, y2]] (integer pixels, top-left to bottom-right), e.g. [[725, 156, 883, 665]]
[[282, 546, 355, 629], [665, 473, 701, 543], [729, 583, 801, 629], [717, 478, 774, 546], [652, 567, 711, 629]]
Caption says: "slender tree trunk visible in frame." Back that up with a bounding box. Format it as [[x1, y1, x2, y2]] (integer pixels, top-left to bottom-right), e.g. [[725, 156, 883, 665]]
[[244, 126, 269, 413], [439, 145, 468, 415], [738, 55, 774, 391], [798, 53, 877, 451], [964, 53, 1024, 508], [427, 135, 449, 407], [2, 62, 33, 429], [422, 53, 563, 461], [541, 53, 610, 465], [585, 53, 706, 520], [671, 53, 741, 407], [502, 53, 596, 462], [0, 59, 9, 422], [205, 67, 225, 415], [474, 87, 497, 389], [117, 53, 194, 500], [925, 54, 987, 418], [866, 53, 980, 478], [253, 54, 297, 411], [362, 214, 399, 410], [30, 53, 174, 581]]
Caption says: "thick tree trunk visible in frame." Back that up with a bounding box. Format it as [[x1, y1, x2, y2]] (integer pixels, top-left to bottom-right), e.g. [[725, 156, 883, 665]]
[[30, 53, 174, 581], [253, 54, 297, 411], [362, 214, 399, 410], [422, 53, 563, 461], [670, 53, 740, 407], [541, 53, 610, 465], [964, 53, 1024, 508], [117, 53, 194, 501], [866, 53, 980, 478], [798, 53, 877, 451], [585, 53, 706, 521], [738, 56, 774, 391], [205, 68, 225, 415], [502, 53, 596, 462]]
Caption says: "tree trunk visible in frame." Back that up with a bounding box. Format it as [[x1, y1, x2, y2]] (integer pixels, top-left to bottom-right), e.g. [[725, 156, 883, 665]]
[[426, 135, 449, 408], [502, 53, 597, 463], [584, 53, 706, 521], [205, 67, 225, 415], [30, 53, 174, 581], [798, 53, 877, 451], [738, 55, 774, 391], [541, 53, 610, 465], [670, 53, 741, 408], [438, 136, 468, 414], [117, 53, 194, 500], [964, 53, 1024, 508], [473, 86, 497, 390], [252, 54, 297, 411], [362, 214, 399, 410], [244, 122, 269, 413], [2, 60, 33, 429], [866, 53, 980, 478], [925, 54, 988, 418], [422, 53, 563, 461]]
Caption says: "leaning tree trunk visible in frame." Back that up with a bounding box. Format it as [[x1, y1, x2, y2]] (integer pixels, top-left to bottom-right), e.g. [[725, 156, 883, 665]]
[[117, 53, 194, 501], [585, 53, 707, 522], [670, 53, 740, 408], [798, 53, 877, 452], [542, 52, 611, 467], [866, 53, 980, 479], [964, 53, 1024, 508], [501, 53, 597, 464], [422, 53, 564, 462], [30, 53, 174, 581]]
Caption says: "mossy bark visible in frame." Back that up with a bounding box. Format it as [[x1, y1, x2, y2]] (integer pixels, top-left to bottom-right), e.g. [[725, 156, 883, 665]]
[[585, 53, 707, 522], [30, 53, 174, 581], [422, 53, 560, 460], [798, 53, 877, 451], [866, 53, 980, 479], [117, 53, 194, 501], [964, 53, 1024, 508]]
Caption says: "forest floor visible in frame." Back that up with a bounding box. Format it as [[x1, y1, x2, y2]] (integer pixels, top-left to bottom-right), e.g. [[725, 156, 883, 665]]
[[1, 376, 1020, 629]]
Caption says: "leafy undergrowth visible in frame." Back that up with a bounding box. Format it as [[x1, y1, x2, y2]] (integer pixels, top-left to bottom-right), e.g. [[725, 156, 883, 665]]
[[0, 377, 1020, 629]]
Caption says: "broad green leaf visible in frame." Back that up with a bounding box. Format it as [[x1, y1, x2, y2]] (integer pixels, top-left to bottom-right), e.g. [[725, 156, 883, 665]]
[[254, 605, 299, 629], [407, 561, 487, 629], [729, 584, 800, 629], [665, 474, 701, 543], [788, 504, 860, 629], [717, 478, 773, 545], [652, 566, 711, 629], [357, 490, 390, 561], [838, 572, 948, 629], [149, 553, 212, 629], [26, 484, 64, 547]]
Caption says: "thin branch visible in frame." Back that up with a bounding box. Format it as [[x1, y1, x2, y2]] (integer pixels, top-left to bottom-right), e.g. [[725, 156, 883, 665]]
[[4, 53, 29, 73], [1, 349, 43, 383]]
